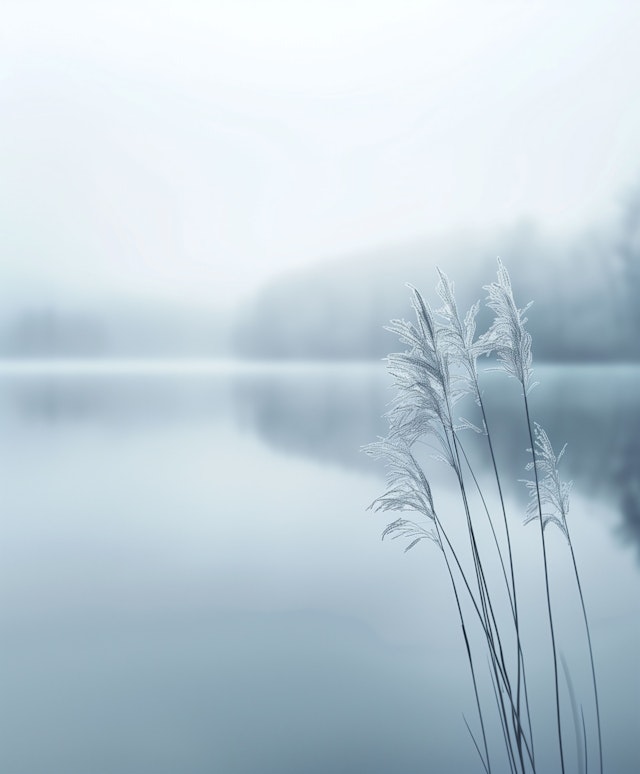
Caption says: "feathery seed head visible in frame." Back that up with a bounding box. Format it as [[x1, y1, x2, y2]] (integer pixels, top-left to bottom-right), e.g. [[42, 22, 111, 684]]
[[521, 423, 572, 539], [483, 258, 536, 394], [434, 267, 493, 402], [364, 438, 442, 550]]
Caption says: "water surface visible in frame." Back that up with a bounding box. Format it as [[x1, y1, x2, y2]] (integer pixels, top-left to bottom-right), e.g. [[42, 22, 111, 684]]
[[1, 361, 638, 773]]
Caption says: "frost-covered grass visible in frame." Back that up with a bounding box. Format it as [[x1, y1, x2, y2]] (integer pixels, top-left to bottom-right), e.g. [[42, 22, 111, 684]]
[[366, 261, 602, 774]]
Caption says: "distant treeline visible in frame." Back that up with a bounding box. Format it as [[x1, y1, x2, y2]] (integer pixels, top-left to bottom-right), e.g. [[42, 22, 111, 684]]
[[234, 197, 640, 362], [0, 303, 231, 358]]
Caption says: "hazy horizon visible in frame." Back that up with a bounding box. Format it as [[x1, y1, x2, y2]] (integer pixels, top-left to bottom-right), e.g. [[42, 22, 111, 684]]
[[3, 1, 640, 311]]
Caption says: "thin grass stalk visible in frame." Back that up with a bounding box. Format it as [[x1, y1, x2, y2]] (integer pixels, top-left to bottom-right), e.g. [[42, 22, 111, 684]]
[[365, 431, 496, 771], [448, 427, 526, 773], [581, 707, 588, 774], [483, 257, 568, 773], [441, 397, 519, 767], [478, 396, 533, 764], [438, 520, 492, 774], [438, 389, 495, 663], [441, 394, 530, 772], [463, 714, 491, 774], [524, 395, 566, 774], [489, 656, 519, 774], [441, 390, 495, 646], [519, 419, 600, 773], [561, 651, 586, 774], [458, 437, 535, 771], [566, 530, 603, 774], [377, 389, 530, 764], [457, 441, 515, 617], [443, 418, 521, 771], [436, 509, 536, 771]]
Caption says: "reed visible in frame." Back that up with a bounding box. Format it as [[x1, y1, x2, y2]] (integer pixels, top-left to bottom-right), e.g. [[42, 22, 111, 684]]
[[365, 260, 602, 773]]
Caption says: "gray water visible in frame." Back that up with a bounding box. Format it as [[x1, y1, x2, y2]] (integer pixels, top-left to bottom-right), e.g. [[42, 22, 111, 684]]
[[0, 361, 638, 773]]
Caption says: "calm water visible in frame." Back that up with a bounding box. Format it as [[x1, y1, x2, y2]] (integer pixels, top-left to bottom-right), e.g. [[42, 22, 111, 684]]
[[0, 361, 638, 773]]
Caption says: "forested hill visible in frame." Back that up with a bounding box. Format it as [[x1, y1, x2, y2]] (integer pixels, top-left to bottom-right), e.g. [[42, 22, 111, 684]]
[[234, 223, 640, 362]]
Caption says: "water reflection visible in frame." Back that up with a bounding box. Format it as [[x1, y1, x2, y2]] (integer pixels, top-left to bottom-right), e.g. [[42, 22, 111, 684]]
[[232, 364, 390, 472], [1, 361, 638, 773], [0, 369, 229, 428], [611, 427, 640, 559], [3, 363, 639, 559], [233, 364, 640, 559]]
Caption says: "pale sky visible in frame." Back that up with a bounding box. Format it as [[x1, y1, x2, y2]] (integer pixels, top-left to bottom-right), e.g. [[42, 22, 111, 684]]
[[2, 1, 640, 308]]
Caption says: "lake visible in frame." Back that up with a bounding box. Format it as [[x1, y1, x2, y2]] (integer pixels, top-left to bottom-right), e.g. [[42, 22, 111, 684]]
[[0, 361, 638, 773]]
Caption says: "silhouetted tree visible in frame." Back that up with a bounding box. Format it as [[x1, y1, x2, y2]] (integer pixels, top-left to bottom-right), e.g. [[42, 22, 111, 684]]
[[616, 182, 640, 358]]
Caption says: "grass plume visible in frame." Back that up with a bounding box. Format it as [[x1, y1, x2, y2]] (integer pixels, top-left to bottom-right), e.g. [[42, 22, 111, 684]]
[[366, 259, 602, 773]]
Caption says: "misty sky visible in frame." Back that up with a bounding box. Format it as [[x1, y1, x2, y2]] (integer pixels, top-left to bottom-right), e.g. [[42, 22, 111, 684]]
[[2, 1, 640, 308]]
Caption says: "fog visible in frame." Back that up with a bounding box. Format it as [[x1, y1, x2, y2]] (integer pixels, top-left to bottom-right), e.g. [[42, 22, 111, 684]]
[[2, 1, 640, 327], [2, 4, 640, 773]]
